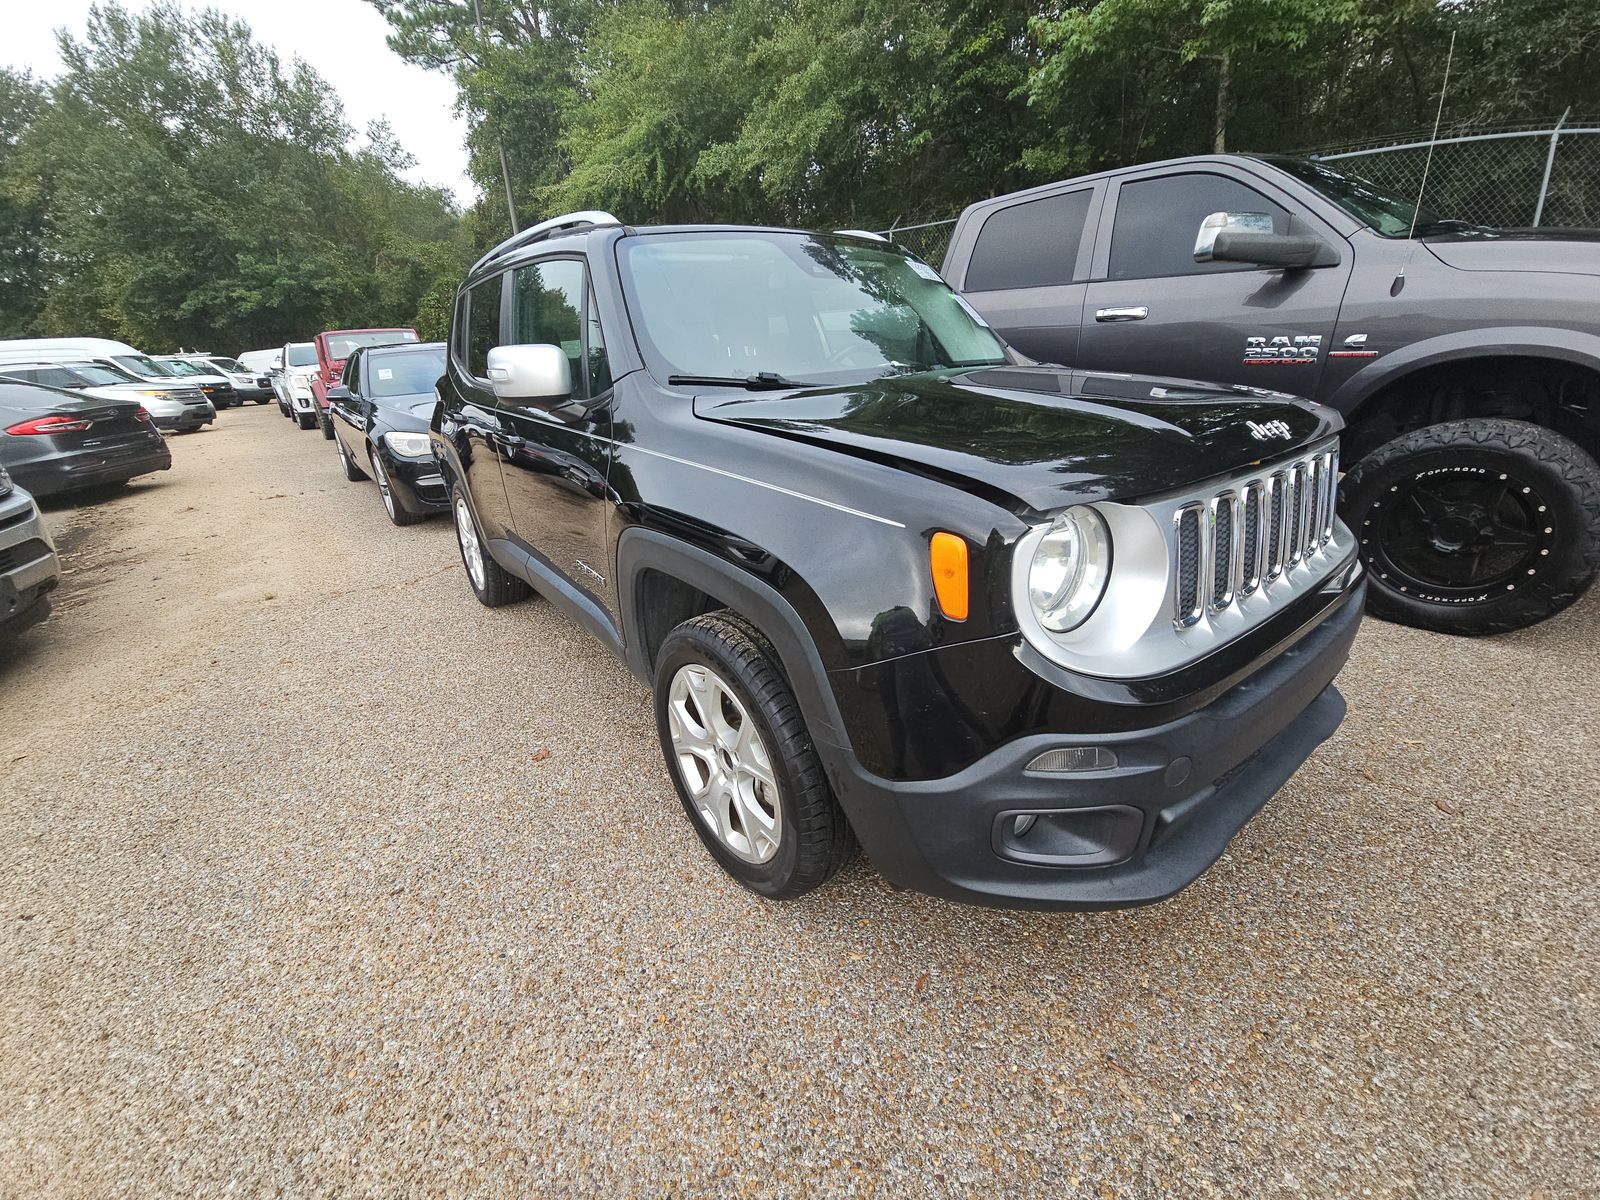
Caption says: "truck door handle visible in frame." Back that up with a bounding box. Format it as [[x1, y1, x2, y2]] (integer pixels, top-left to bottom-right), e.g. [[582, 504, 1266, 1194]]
[[1095, 306, 1149, 322]]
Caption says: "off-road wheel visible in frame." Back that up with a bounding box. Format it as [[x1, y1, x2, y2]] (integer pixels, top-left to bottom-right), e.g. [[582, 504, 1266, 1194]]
[[295, 411, 316, 430], [1340, 418, 1600, 635], [371, 447, 423, 526], [334, 434, 366, 482], [319, 411, 335, 439], [654, 612, 854, 900], [450, 484, 529, 606]]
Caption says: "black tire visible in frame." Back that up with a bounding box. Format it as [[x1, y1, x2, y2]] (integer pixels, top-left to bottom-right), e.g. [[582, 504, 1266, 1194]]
[[1341, 418, 1600, 635], [319, 411, 335, 439], [371, 446, 423, 526], [334, 434, 366, 481], [256, 397, 271, 405], [450, 484, 530, 606], [653, 611, 854, 900], [295, 411, 316, 430]]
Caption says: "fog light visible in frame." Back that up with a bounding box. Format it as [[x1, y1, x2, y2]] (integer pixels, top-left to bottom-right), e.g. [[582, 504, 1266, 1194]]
[[1024, 746, 1118, 774]]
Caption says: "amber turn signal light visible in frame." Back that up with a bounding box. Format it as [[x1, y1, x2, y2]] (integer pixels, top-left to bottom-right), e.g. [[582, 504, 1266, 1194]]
[[930, 532, 969, 621]]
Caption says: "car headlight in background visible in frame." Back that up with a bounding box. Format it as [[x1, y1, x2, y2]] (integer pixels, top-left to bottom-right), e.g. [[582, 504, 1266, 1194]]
[[1028, 505, 1112, 632], [384, 431, 434, 459]]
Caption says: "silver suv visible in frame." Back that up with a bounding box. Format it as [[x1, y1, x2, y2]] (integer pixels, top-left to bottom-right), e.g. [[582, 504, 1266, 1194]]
[[0, 465, 61, 640]]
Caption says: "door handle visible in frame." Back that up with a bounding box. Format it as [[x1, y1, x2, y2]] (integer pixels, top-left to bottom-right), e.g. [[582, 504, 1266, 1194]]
[[1095, 306, 1149, 322]]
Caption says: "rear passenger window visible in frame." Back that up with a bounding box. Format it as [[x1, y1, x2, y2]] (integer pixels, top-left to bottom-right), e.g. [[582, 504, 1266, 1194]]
[[964, 190, 1091, 291], [1109, 174, 1289, 280], [465, 273, 504, 378]]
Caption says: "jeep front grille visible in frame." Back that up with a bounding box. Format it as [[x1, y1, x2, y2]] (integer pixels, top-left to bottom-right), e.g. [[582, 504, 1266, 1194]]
[[1173, 445, 1340, 630]]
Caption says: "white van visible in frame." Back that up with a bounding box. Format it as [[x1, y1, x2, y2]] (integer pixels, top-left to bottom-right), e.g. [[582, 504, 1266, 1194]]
[[0, 338, 238, 408]]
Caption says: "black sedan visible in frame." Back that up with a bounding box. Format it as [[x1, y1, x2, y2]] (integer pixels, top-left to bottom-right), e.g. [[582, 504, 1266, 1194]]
[[0, 379, 172, 498], [327, 341, 447, 526]]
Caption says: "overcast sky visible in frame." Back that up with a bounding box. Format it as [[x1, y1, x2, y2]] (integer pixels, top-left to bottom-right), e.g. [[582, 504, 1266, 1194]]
[[1, 0, 478, 207]]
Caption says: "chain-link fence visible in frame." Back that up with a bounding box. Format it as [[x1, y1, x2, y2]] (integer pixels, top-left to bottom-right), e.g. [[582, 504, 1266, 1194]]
[[1310, 118, 1600, 228], [877, 217, 959, 267], [874, 118, 1600, 260]]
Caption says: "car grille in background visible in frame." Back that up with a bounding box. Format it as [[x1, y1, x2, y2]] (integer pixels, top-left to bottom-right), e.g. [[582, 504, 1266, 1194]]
[[0, 537, 51, 573], [1172, 445, 1340, 629]]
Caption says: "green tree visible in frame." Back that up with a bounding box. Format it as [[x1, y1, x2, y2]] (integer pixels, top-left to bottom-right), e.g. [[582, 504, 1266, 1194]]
[[10, 2, 467, 350], [0, 69, 53, 337]]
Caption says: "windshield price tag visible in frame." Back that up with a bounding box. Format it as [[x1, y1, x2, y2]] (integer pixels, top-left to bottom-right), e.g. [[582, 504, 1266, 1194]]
[[954, 296, 992, 328], [908, 260, 945, 282], [377, 368, 394, 381]]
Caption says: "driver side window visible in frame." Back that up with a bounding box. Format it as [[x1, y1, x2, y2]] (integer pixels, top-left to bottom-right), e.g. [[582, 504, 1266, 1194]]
[[1109, 174, 1289, 280], [512, 258, 587, 397]]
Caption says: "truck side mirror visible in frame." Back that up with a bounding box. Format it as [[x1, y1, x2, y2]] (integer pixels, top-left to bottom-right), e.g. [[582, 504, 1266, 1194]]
[[486, 344, 572, 402], [326, 385, 351, 403], [1194, 211, 1339, 269]]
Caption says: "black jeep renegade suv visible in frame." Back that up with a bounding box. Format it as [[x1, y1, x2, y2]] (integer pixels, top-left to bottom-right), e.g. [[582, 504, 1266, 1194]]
[[434, 212, 1367, 910]]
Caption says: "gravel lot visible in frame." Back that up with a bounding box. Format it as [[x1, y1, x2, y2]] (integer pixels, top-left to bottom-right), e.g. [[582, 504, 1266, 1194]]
[[2, 403, 1596, 1198]]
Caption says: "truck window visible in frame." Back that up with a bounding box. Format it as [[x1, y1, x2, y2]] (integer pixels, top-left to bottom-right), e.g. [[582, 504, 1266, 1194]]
[[466, 273, 504, 380], [1109, 174, 1288, 281], [965, 190, 1091, 292], [511, 259, 586, 395]]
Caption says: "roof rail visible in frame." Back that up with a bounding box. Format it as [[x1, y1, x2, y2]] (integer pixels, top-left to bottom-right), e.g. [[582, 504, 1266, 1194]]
[[470, 210, 621, 275]]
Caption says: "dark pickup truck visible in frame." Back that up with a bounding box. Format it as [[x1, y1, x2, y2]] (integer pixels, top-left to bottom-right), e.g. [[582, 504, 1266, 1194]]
[[433, 212, 1365, 910], [943, 154, 1600, 636]]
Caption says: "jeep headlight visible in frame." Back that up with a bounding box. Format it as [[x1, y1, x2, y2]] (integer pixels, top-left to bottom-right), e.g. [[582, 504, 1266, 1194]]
[[1027, 506, 1111, 633], [384, 431, 434, 459]]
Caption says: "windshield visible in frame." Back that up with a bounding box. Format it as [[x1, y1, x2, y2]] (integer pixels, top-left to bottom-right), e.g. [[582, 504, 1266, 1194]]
[[618, 232, 1007, 384], [207, 357, 245, 373], [64, 362, 132, 386], [324, 330, 419, 359], [286, 343, 317, 367], [112, 354, 174, 377], [162, 359, 203, 376], [1265, 156, 1465, 238], [367, 347, 445, 401]]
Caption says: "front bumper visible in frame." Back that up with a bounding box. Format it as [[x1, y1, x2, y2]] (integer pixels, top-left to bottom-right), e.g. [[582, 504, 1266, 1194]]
[[0, 487, 61, 637], [147, 404, 214, 431], [379, 446, 449, 513], [824, 572, 1365, 910]]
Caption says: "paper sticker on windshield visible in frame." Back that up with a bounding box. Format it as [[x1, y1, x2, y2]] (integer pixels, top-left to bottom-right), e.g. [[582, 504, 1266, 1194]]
[[955, 296, 991, 328], [908, 260, 945, 282], [377, 368, 394, 381]]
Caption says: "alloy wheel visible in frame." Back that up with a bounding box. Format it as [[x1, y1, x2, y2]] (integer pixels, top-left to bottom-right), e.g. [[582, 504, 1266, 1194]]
[[665, 663, 781, 864], [454, 497, 486, 591], [371, 451, 396, 519]]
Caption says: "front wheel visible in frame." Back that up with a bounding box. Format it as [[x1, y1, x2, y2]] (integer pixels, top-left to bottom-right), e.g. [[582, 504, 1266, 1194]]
[[371, 447, 423, 526], [319, 412, 335, 439], [654, 612, 854, 900], [450, 485, 529, 606], [1340, 418, 1600, 635], [295, 411, 316, 430]]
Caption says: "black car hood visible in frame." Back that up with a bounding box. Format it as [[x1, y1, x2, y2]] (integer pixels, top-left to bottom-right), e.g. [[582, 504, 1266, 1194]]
[[1424, 229, 1600, 276], [692, 367, 1338, 510]]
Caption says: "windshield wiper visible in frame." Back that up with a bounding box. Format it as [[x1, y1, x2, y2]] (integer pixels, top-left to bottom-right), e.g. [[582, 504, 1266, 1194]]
[[666, 372, 811, 391]]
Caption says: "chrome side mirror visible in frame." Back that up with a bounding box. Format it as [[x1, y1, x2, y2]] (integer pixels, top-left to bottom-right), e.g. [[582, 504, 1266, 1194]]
[[1193, 211, 1276, 261], [486, 344, 572, 401]]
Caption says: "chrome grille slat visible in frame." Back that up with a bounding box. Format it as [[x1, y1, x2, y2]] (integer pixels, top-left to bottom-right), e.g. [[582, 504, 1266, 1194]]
[[1171, 443, 1342, 630]]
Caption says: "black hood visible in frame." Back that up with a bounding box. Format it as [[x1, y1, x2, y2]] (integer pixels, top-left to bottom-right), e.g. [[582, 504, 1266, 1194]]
[[692, 367, 1339, 510]]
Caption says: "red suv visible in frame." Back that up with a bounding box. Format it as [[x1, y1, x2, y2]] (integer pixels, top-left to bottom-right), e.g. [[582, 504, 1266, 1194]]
[[310, 328, 419, 437]]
